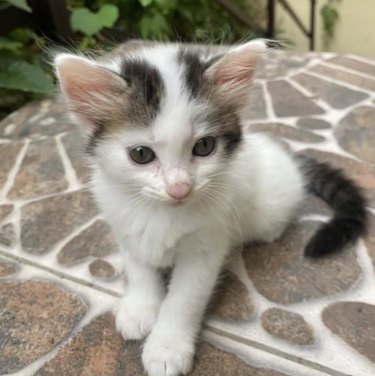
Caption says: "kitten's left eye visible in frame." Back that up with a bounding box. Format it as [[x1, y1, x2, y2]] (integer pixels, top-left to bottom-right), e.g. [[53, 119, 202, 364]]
[[193, 137, 216, 157], [129, 146, 155, 164]]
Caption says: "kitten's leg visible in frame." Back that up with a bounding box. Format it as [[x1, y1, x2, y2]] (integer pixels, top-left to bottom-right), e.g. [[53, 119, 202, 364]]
[[115, 251, 165, 340], [142, 233, 229, 376]]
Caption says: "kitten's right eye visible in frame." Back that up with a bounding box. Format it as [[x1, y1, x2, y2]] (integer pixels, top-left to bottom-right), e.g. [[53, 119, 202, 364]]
[[129, 146, 155, 164]]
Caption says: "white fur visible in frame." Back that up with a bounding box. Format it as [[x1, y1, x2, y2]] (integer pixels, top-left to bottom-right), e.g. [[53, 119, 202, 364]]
[[56, 41, 305, 376]]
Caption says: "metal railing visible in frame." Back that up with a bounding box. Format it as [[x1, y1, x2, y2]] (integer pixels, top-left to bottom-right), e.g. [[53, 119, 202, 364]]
[[267, 0, 317, 50]]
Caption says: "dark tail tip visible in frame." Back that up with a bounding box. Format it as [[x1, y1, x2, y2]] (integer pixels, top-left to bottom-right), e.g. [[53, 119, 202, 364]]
[[304, 218, 367, 258]]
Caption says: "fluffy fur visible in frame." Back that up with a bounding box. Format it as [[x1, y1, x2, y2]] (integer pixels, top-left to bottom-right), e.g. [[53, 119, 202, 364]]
[[55, 40, 368, 376]]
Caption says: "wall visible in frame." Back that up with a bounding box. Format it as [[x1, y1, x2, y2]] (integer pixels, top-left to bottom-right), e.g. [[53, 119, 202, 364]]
[[276, 0, 375, 58]]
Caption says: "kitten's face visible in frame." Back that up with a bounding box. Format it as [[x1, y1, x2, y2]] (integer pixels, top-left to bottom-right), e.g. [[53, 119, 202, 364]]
[[55, 41, 266, 206]]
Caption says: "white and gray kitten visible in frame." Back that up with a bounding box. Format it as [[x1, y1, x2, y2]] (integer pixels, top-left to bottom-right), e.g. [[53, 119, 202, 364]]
[[55, 39, 367, 376]]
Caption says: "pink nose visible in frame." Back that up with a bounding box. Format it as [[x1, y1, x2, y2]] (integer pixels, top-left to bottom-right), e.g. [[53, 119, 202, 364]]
[[167, 183, 192, 200]]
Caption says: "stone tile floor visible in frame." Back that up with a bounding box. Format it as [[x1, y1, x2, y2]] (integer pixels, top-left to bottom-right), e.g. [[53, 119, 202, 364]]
[[0, 50, 375, 376]]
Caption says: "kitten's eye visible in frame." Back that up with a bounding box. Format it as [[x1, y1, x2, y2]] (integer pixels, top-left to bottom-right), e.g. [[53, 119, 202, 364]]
[[129, 146, 155, 164], [193, 137, 216, 157]]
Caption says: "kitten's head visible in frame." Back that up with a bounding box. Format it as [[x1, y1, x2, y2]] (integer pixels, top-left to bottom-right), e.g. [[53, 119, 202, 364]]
[[55, 40, 267, 206]]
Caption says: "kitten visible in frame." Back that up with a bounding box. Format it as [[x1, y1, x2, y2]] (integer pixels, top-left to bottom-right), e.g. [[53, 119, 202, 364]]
[[54, 39, 368, 376]]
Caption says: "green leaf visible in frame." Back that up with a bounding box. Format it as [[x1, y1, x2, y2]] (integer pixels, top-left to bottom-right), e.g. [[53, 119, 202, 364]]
[[8, 27, 36, 43], [0, 54, 54, 94], [97, 4, 119, 28], [0, 38, 22, 54], [71, 5, 119, 37], [139, 0, 153, 7], [155, 0, 177, 12], [139, 13, 169, 39], [5, 0, 31, 12]]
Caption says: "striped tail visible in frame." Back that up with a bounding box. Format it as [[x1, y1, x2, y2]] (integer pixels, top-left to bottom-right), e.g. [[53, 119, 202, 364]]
[[297, 155, 368, 258]]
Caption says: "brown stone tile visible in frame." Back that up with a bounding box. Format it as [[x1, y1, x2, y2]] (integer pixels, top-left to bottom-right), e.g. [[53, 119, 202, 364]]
[[298, 149, 375, 207], [208, 270, 254, 321], [192, 342, 287, 376], [249, 122, 324, 143], [267, 80, 324, 117], [0, 100, 75, 140], [261, 308, 314, 346], [296, 117, 331, 130], [0, 223, 15, 247], [89, 259, 116, 280], [21, 190, 98, 255], [0, 204, 13, 223], [58, 219, 117, 265], [310, 64, 375, 91], [0, 280, 87, 374], [322, 301, 375, 363], [243, 83, 267, 121], [327, 56, 375, 77], [8, 138, 68, 200], [0, 142, 23, 190], [36, 312, 286, 376], [292, 73, 368, 109], [35, 313, 143, 376], [61, 131, 91, 183], [334, 106, 375, 164], [243, 221, 361, 304], [0, 258, 18, 277]]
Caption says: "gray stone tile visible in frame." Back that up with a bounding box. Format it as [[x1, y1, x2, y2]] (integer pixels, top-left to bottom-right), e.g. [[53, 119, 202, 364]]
[[21, 190, 98, 255], [267, 80, 324, 117], [249, 122, 324, 143], [335, 106, 375, 164], [327, 56, 375, 77], [310, 64, 375, 91], [243, 221, 361, 304], [292, 73, 368, 109], [8, 138, 68, 200], [58, 219, 117, 265]]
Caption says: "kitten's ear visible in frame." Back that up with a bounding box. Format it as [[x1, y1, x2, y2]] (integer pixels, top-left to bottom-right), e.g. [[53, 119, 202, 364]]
[[55, 54, 127, 129], [205, 39, 269, 106]]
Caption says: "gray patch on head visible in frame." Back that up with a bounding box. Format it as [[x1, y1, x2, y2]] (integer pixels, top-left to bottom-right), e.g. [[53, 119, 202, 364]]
[[120, 58, 165, 125], [177, 48, 243, 156], [205, 104, 243, 156]]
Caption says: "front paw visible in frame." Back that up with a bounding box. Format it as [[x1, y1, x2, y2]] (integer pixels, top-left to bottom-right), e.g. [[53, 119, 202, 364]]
[[142, 333, 194, 376], [115, 295, 161, 340]]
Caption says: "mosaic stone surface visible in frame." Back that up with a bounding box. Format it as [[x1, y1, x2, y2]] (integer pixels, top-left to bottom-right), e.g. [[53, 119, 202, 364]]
[[0, 50, 374, 376], [0, 280, 87, 374]]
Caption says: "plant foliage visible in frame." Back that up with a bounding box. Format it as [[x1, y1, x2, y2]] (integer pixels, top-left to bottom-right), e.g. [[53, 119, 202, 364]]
[[0, 0, 263, 116]]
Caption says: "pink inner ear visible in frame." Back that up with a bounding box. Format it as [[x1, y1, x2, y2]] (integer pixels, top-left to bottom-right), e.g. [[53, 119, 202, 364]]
[[207, 41, 266, 97], [55, 55, 127, 127], [214, 52, 257, 87], [56, 56, 116, 102]]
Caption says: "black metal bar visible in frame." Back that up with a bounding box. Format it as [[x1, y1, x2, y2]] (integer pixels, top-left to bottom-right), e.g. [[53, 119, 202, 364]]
[[309, 0, 316, 51], [267, 0, 275, 38], [278, 0, 310, 37], [28, 0, 73, 44]]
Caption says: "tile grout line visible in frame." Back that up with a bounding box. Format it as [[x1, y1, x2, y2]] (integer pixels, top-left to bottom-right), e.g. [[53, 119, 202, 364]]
[[55, 134, 82, 190], [320, 61, 375, 81], [302, 71, 374, 97], [0, 248, 121, 298], [0, 140, 29, 200], [203, 325, 351, 376]]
